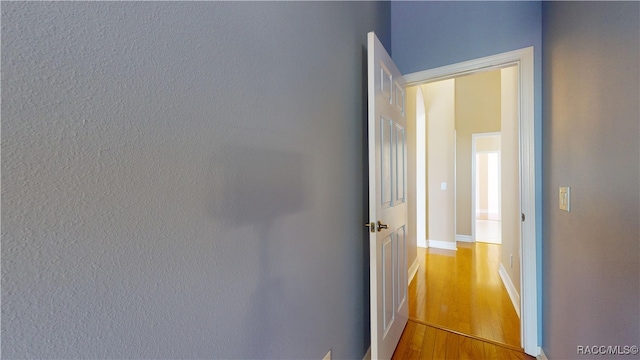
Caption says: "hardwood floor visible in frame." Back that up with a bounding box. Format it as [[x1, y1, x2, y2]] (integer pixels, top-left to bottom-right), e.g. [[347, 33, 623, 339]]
[[392, 319, 534, 360], [406, 242, 521, 350]]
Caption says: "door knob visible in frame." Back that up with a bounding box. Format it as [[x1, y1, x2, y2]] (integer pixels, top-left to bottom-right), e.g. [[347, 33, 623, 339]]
[[377, 220, 389, 232]]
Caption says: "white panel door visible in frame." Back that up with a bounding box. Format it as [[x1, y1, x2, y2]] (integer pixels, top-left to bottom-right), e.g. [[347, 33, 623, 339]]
[[367, 31, 408, 360]]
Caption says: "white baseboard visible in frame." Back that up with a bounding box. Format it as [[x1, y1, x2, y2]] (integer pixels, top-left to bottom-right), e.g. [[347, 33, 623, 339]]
[[427, 239, 457, 251], [417, 238, 428, 248], [537, 347, 548, 360], [456, 234, 473, 242], [362, 346, 371, 360], [498, 262, 520, 318], [408, 257, 419, 285]]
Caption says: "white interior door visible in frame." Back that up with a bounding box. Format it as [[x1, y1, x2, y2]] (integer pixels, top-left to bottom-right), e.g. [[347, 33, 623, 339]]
[[367, 31, 408, 360]]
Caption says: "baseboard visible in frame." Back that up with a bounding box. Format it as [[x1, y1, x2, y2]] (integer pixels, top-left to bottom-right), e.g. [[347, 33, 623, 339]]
[[537, 347, 548, 360], [427, 239, 457, 251], [362, 346, 371, 360], [417, 238, 428, 248], [456, 234, 473, 242], [408, 257, 419, 285], [498, 262, 521, 318]]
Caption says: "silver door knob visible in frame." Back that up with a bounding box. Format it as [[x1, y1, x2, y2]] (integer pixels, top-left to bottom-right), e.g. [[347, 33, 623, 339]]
[[377, 221, 389, 232]]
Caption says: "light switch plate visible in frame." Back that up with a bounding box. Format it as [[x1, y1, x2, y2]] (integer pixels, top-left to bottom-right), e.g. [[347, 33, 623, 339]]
[[441, 182, 447, 190], [559, 186, 570, 211]]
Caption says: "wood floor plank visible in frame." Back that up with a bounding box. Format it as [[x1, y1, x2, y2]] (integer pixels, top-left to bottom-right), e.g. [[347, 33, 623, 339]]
[[420, 325, 437, 359], [457, 335, 473, 360], [470, 338, 486, 360], [494, 344, 516, 359], [444, 329, 459, 360], [405, 323, 426, 359], [483, 343, 498, 360], [432, 328, 448, 359]]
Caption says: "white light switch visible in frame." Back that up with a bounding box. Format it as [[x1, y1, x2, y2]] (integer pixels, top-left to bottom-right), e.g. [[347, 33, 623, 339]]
[[559, 186, 570, 211], [441, 182, 447, 190]]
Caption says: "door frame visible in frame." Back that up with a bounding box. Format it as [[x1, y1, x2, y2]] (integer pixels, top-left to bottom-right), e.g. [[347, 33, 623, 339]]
[[471, 132, 502, 243], [403, 47, 539, 356]]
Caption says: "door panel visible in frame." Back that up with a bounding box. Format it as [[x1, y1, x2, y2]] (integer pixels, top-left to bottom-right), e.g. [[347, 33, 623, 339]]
[[381, 117, 393, 208], [382, 233, 394, 333], [368, 31, 408, 360], [395, 124, 406, 205]]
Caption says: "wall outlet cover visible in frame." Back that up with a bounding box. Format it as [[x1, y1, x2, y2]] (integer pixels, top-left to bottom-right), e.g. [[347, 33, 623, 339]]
[[323, 350, 331, 360]]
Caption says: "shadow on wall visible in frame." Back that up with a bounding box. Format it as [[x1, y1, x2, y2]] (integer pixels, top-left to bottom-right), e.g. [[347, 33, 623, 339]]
[[209, 146, 306, 226], [209, 145, 308, 357]]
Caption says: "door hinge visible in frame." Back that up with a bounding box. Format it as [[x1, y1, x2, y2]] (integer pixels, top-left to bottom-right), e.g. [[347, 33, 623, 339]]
[[521, 213, 525, 222]]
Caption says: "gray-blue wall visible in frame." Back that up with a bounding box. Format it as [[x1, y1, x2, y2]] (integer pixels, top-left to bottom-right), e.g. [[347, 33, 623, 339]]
[[542, 2, 639, 358], [1, 2, 390, 358], [391, 0, 544, 341]]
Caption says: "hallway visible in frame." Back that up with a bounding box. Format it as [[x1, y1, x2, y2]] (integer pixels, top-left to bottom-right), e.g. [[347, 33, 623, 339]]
[[407, 243, 520, 347]]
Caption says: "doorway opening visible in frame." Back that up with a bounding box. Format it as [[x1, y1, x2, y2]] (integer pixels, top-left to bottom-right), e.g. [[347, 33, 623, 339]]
[[473, 133, 502, 244], [409, 68, 519, 347], [404, 47, 538, 356]]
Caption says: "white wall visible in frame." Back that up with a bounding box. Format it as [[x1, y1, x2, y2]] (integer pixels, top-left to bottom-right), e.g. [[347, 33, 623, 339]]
[[405, 86, 419, 274], [475, 135, 501, 220], [0, 2, 391, 358], [501, 66, 521, 297], [423, 80, 456, 247], [455, 71, 502, 236]]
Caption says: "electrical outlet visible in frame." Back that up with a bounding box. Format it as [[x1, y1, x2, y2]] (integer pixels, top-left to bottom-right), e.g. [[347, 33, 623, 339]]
[[323, 350, 331, 360]]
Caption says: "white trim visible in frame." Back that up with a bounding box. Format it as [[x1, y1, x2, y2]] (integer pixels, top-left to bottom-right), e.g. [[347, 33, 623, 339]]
[[362, 346, 371, 360], [537, 348, 548, 360], [403, 47, 538, 356], [408, 257, 419, 284], [427, 240, 457, 251], [453, 129, 457, 248], [417, 238, 428, 248], [404, 47, 526, 86], [498, 262, 521, 318], [416, 88, 427, 252], [455, 234, 473, 242]]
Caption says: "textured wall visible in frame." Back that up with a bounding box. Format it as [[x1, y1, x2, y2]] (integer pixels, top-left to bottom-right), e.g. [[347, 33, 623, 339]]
[[391, 1, 541, 74], [1, 2, 390, 358], [542, 2, 639, 358]]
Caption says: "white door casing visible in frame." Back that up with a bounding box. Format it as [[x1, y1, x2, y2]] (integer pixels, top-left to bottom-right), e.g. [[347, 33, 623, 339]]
[[367, 31, 408, 360]]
